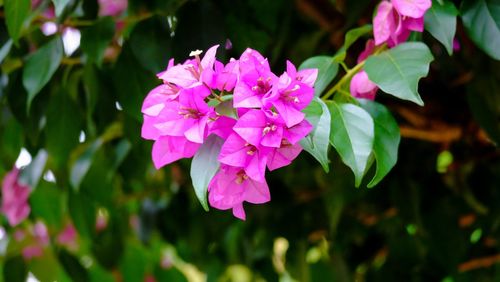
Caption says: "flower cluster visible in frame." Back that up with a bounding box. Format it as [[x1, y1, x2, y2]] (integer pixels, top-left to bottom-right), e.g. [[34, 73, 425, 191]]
[[141, 46, 317, 220], [350, 0, 431, 100]]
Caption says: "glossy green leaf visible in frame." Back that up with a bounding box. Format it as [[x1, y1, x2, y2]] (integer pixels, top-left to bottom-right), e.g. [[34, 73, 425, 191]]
[[333, 24, 373, 63], [365, 42, 434, 106], [299, 56, 339, 97], [4, 0, 30, 43], [19, 149, 48, 189], [424, 0, 458, 55], [300, 97, 331, 172], [327, 101, 374, 187], [22, 37, 63, 111], [52, 0, 71, 17], [358, 99, 400, 187], [80, 17, 115, 66], [461, 0, 500, 60], [190, 135, 224, 211], [46, 89, 82, 167]]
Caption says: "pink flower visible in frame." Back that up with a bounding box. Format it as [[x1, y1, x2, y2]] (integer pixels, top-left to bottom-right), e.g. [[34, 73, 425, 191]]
[[373, 0, 430, 47], [57, 224, 78, 249], [218, 133, 269, 182], [22, 245, 43, 260], [263, 61, 315, 127], [202, 59, 239, 92], [233, 109, 285, 148], [233, 49, 277, 108], [1, 168, 31, 226], [152, 136, 200, 169], [267, 141, 303, 171], [98, 0, 128, 17], [350, 71, 378, 100], [392, 0, 431, 18], [21, 221, 49, 260], [208, 166, 270, 220]]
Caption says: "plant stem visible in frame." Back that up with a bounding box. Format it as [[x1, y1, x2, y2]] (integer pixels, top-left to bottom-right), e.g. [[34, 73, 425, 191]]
[[321, 61, 365, 100]]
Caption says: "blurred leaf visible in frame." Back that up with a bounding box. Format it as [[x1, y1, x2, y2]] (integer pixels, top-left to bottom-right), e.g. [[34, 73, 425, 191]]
[[69, 190, 96, 239], [327, 101, 374, 187], [80, 16, 115, 66], [1, 116, 23, 164], [29, 250, 67, 282], [4, 0, 30, 43], [359, 99, 400, 187], [365, 42, 433, 106], [22, 36, 63, 111], [19, 149, 48, 189], [120, 244, 148, 282], [113, 45, 157, 120], [461, 0, 500, 60], [58, 250, 89, 282], [155, 267, 188, 282], [89, 265, 115, 282], [300, 97, 331, 172], [3, 256, 27, 282], [299, 56, 339, 97], [29, 181, 65, 230], [52, 0, 71, 17], [0, 39, 13, 64], [424, 0, 458, 55], [190, 135, 224, 211], [70, 139, 103, 190], [129, 17, 172, 73], [333, 25, 373, 63], [46, 88, 82, 167]]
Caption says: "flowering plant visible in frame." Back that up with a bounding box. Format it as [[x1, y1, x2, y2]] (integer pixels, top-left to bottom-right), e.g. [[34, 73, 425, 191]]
[[142, 46, 317, 219]]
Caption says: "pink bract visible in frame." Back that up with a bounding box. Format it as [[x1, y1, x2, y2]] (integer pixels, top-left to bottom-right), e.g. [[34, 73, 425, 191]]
[[98, 0, 128, 17], [1, 168, 31, 226], [391, 0, 431, 18]]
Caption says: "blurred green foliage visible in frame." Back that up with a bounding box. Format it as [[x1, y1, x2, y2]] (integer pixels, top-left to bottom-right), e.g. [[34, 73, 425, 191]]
[[0, 0, 499, 281]]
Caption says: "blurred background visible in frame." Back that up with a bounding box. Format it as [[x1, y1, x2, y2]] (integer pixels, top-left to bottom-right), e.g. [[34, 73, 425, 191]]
[[0, 0, 500, 281]]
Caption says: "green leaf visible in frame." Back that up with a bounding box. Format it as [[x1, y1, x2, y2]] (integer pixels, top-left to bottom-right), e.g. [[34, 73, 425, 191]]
[[365, 42, 434, 106], [333, 25, 373, 63], [29, 181, 65, 230], [327, 101, 374, 187], [4, 0, 30, 43], [461, 0, 500, 60], [300, 97, 331, 172], [0, 39, 14, 64], [70, 139, 103, 190], [19, 149, 48, 189], [424, 0, 458, 55], [69, 190, 96, 239], [46, 89, 82, 167], [120, 244, 148, 282], [80, 16, 115, 66], [22, 37, 63, 111], [190, 135, 224, 211], [3, 256, 27, 282], [299, 56, 339, 97], [52, 0, 71, 17], [358, 99, 400, 187], [58, 250, 89, 282]]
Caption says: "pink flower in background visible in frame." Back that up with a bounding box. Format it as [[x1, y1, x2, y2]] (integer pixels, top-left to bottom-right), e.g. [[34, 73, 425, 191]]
[[208, 166, 270, 220], [22, 245, 43, 260], [57, 224, 78, 250], [1, 168, 31, 226], [142, 45, 318, 220], [21, 221, 50, 260], [98, 0, 128, 17], [350, 71, 378, 100], [373, 0, 431, 47]]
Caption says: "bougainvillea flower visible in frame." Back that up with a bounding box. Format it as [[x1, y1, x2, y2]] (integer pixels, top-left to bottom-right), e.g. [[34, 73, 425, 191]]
[[152, 136, 200, 169], [98, 0, 128, 16], [22, 245, 43, 260], [264, 66, 314, 127], [373, 1, 398, 46], [1, 168, 31, 226], [233, 109, 285, 148], [234, 49, 277, 108], [153, 86, 213, 143], [208, 166, 270, 220], [202, 59, 239, 92], [350, 71, 378, 100], [208, 115, 237, 139], [283, 119, 313, 145], [57, 224, 78, 249], [391, 0, 431, 18], [218, 133, 269, 182], [267, 141, 303, 171]]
